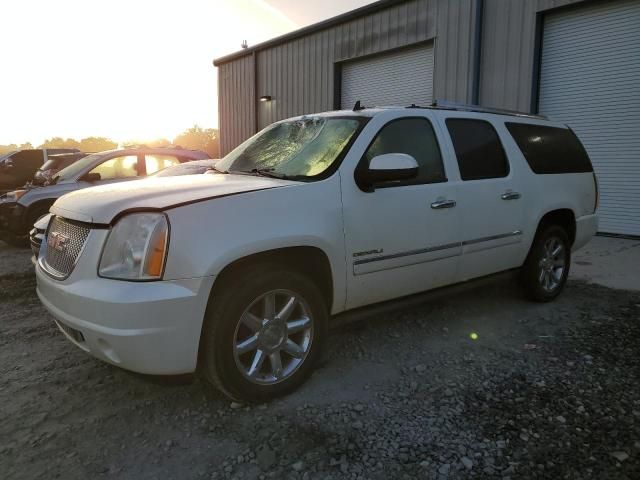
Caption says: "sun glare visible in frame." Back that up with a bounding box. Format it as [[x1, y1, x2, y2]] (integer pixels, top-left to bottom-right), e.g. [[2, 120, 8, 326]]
[[0, 0, 296, 146]]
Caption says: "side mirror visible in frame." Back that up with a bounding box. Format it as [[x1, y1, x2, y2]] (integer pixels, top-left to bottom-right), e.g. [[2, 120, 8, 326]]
[[82, 172, 101, 182], [357, 153, 419, 191]]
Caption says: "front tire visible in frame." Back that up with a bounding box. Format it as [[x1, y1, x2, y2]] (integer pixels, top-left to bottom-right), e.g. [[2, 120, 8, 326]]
[[200, 266, 327, 402], [522, 225, 571, 302]]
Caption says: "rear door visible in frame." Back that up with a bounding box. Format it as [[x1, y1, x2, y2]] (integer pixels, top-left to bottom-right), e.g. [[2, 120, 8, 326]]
[[142, 154, 183, 176], [440, 114, 525, 281]]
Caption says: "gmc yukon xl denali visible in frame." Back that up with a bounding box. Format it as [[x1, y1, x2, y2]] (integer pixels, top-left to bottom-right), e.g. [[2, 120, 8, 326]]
[[35, 104, 598, 401]]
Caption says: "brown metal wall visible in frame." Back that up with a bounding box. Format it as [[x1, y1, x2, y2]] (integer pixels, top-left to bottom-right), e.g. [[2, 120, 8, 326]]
[[217, 0, 478, 155], [479, 0, 589, 111], [217, 0, 590, 154], [433, 0, 478, 104], [217, 55, 255, 156], [479, 0, 538, 111], [254, 0, 456, 131]]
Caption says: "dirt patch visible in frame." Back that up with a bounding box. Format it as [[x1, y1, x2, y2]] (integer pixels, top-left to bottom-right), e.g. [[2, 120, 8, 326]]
[[0, 241, 33, 276], [0, 268, 639, 479]]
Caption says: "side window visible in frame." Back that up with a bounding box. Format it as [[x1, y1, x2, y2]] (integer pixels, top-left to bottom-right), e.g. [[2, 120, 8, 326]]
[[89, 155, 139, 180], [145, 154, 181, 176], [363, 118, 446, 185], [446, 119, 509, 181], [505, 122, 593, 174]]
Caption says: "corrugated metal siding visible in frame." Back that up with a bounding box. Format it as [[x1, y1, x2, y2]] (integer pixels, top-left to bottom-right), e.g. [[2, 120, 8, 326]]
[[537, 0, 587, 11], [539, 0, 640, 235], [256, 0, 444, 129], [478, 0, 591, 112], [216, 0, 600, 155], [341, 43, 434, 108], [479, 0, 537, 111], [217, 56, 255, 156], [433, 0, 477, 103], [218, 0, 477, 154]]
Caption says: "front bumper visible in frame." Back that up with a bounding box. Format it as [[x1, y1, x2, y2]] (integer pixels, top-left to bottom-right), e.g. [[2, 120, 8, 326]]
[[30, 227, 44, 264], [36, 244, 216, 375]]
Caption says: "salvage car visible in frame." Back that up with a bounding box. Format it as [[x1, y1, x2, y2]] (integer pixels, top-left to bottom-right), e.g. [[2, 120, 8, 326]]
[[28, 160, 219, 258], [35, 104, 598, 401], [0, 148, 80, 194], [150, 158, 218, 177], [31, 152, 89, 186], [0, 146, 208, 244]]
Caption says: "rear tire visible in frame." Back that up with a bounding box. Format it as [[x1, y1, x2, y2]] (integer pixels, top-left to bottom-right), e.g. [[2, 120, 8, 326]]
[[521, 225, 571, 302], [200, 266, 327, 402]]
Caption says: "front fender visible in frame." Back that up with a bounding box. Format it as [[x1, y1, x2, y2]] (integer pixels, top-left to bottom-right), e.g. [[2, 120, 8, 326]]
[[163, 178, 347, 313]]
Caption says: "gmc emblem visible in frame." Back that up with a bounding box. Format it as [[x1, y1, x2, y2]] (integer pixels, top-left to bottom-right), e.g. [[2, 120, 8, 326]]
[[48, 231, 69, 252]]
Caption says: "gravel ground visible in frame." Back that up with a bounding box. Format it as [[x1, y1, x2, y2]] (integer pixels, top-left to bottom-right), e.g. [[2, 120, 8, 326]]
[[1, 241, 639, 480]]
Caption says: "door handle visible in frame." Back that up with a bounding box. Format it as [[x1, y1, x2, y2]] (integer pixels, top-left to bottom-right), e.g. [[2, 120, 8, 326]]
[[501, 191, 521, 201], [431, 199, 456, 209]]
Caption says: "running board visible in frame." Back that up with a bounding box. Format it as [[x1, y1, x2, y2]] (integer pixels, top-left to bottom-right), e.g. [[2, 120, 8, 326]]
[[331, 269, 520, 329]]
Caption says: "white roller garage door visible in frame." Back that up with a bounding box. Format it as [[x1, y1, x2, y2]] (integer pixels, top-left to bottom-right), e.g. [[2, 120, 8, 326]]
[[341, 44, 434, 110], [539, 0, 640, 236]]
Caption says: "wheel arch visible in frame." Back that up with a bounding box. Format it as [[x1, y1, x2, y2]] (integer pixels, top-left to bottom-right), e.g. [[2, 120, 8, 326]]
[[196, 245, 334, 371], [208, 245, 335, 313], [535, 208, 576, 246], [24, 198, 55, 221]]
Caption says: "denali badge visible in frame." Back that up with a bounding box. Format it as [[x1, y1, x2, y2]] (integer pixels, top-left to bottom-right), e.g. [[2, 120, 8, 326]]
[[48, 231, 69, 252], [353, 248, 383, 258]]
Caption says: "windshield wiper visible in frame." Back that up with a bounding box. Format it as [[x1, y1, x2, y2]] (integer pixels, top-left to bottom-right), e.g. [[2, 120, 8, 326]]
[[229, 168, 290, 179], [249, 168, 289, 179]]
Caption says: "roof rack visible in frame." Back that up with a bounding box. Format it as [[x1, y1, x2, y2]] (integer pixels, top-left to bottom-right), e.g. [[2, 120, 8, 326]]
[[407, 100, 547, 120]]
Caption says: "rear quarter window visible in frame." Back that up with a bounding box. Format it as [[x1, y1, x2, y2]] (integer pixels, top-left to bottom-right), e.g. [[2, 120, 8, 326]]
[[505, 123, 593, 174]]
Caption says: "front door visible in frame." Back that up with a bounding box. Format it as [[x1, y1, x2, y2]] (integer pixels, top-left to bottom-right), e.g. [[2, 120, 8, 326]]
[[341, 113, 461, 310], [82, 154, 143, 186]]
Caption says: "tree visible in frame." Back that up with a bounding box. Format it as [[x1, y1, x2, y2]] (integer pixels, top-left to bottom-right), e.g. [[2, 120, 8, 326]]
[[173, 126, 219, 158], [78, 137, 117, 152], [0, 143, 32, 155], [39, 137, 80, 149], [147, 138, 172, 148], [0, 144, 18, 155]]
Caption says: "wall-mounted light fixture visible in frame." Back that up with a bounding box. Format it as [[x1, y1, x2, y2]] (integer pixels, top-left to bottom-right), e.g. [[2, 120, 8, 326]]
[[259, 95, 272, 102]]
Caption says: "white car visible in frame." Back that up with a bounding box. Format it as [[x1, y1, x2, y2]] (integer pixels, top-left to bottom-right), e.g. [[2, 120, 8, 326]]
[[35, 104, 598, 401]]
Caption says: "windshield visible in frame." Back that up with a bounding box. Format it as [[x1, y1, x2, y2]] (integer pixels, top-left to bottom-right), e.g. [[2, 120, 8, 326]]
[[216, 116, 365, 179], [53, 152, 106, 182]]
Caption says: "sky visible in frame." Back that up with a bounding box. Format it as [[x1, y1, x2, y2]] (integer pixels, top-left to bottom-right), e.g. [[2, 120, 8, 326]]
[[0, 0, 374, 146]]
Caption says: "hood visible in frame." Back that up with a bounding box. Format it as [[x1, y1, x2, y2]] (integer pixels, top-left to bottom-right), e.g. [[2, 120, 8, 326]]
[[51, 173, 296, 224]]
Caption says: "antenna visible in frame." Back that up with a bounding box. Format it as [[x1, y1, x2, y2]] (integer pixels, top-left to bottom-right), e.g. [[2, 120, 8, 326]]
[[353, 100, 365, 111], [241, 40, 248, 49]]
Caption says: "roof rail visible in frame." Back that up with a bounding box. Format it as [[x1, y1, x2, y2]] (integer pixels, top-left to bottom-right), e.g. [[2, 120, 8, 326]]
[[428, 100, 547, 120]]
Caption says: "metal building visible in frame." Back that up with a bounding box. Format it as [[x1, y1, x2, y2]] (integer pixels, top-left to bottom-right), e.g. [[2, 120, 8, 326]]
[[214, 0, 640, 236]]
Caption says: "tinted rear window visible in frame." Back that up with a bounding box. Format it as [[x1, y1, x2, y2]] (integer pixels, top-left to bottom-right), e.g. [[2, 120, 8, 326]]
[[446, 119, 509, 180], [505, 123, 593, 174]]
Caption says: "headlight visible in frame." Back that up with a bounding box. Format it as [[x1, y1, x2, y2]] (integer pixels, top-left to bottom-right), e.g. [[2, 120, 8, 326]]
[[5, 189, 27, 202], [99, 213, 169, 280]]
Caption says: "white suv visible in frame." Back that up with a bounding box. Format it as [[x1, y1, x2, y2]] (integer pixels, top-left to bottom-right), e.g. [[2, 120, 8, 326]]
[[35, 105, 598, 401]]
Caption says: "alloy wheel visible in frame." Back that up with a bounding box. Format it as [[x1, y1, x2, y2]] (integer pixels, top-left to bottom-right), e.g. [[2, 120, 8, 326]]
[[233, 289, 314, 385], [538, 236, 566, 292]]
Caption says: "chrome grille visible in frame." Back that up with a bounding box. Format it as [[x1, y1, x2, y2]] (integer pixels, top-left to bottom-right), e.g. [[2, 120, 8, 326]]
[[42, 216, 91, 279]]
